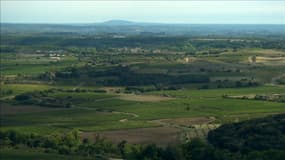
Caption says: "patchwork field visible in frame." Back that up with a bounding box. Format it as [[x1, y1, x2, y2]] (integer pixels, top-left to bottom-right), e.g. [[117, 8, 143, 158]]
[[1, 82, 285, 145], [1, 26, 285, 159]]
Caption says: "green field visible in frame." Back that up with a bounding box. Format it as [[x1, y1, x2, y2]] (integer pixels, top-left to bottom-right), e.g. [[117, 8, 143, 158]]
[[2, 47, 285, 134], [1, 83, 285, 133], [1, 25, 285, 159]]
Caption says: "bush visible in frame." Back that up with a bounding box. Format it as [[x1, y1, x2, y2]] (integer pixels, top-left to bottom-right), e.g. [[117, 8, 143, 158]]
[[14, 93, 33, 101]]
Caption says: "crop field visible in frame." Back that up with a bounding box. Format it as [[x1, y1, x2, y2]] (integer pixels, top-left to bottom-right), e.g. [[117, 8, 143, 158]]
[[1, 82, 285, 145], [1, 22, 285, 159]]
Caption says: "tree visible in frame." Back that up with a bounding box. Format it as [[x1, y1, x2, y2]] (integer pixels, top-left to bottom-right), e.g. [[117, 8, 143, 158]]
[[63, 130, 80, 148], [39, 71, 55, 81], [181, 138, 209, 160], [118, 140, 127, 158]]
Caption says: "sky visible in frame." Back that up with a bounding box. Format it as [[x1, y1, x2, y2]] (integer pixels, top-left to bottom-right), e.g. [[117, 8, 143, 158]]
[[1, 1, 285, 24]]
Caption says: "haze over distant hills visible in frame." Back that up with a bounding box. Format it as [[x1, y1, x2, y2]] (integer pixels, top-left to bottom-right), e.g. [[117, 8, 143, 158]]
[[98, 20, 167, 26], [100, 20, 136, 25], [93, 19, 285, 26], [1, 20, 285, 36]]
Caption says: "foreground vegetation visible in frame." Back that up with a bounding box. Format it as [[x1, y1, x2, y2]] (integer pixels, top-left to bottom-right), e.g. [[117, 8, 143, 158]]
[[1, 114, 284, 160]]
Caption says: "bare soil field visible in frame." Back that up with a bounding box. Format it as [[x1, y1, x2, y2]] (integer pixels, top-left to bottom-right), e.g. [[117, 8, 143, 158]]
[[0, 103, 58, 115], [256, 56, 285, 62], [248, 56, 285, 64], [151, 117, 214, 127], [250, 49, 285, 55], [226, 94, 256, 99], [82, 127, 180, 146], [118, 94, 174, 102], [100, 87, 123, 93]]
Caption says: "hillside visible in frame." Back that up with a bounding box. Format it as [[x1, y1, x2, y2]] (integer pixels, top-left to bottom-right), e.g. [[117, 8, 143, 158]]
[[208, 114, 285, 152]]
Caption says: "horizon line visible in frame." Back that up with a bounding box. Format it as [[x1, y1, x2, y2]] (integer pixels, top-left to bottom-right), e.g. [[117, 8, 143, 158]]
[[1, 21, 285, 25]]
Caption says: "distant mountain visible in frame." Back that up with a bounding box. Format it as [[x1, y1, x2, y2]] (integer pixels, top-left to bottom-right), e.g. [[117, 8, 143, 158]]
[[98, 20, 162, 26], [100, 20, 136, 25]]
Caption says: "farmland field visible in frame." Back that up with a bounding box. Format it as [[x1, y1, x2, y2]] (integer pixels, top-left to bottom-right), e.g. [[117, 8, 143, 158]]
[[1, 21, 285, 159]]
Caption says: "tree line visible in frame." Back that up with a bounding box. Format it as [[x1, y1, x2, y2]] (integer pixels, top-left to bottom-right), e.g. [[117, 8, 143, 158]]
[[44, 66, 210, 86]]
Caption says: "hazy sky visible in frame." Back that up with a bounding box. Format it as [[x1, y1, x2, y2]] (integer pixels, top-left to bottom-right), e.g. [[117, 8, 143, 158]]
[[1, 1, 285, 24]]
